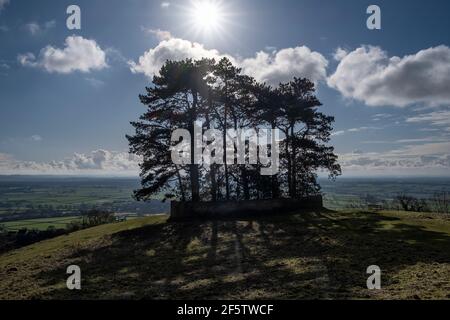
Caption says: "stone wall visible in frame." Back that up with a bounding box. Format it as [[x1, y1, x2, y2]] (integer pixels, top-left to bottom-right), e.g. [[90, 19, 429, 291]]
[[169, 195, 323, 221]]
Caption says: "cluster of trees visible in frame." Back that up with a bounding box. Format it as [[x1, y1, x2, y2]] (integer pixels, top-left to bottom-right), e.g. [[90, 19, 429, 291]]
[[347, 192, 450, 214], [81, 209, 115, 226], [0, 209, 117, 254], [128, 58, 341, 202], [395, 194, 429, 212], [0, 224, 71, 254], [395, 192, 450, 214]]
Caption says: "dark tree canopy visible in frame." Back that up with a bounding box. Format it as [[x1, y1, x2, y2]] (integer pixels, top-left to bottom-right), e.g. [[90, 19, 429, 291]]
[[127, 57, 341, 202]]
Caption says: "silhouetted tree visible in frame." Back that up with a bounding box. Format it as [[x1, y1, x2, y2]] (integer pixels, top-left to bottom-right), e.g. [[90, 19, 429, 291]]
[[128, 59, 214, 202], [128, 59, 341, 202]]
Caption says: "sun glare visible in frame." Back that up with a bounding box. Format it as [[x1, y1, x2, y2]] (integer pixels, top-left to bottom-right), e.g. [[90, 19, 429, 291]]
[[190, 0, 224, 33]]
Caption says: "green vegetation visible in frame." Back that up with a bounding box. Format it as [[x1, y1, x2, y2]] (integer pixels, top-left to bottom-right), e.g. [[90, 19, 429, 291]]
[[2, 216, 82, 231], [0, 176, 169, 220], [0, 210, 448, 300], [321, 177, 450, 211], [1, 177, 448, 222]]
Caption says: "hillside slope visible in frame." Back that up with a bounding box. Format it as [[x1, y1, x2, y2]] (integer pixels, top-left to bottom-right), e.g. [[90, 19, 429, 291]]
[[0, 211, 449, 300]]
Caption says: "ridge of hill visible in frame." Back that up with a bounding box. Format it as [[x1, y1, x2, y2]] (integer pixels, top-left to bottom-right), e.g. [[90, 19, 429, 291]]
[[0, 211, 449, 300]]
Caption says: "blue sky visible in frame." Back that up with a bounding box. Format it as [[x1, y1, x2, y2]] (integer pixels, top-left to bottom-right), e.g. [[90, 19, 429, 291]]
[[0, 0, 449, 176]]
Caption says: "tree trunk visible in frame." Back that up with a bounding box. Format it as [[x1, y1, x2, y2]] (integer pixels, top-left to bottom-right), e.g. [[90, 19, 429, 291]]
[[223, 84, 230, 200], [242, 167, 250, 200], [285, 128, 293, 198], [190, 91, 200, 202], [290, 124, 297, 198], [205, 112, 217, 202], [175, 165, 186, 202], [271, 122, 280, 198]]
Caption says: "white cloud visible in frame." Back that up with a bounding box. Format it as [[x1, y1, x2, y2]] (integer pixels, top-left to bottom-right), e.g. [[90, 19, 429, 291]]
[[333, 47, 348, 61], [362, 135, 449, 144], [332, 130, 345, 137], [30, 135, 42, 142], [85, 77, 105, 88], [240, 46, 328, 85], [24, 20, 55, 35], [406, 110, 450, 131], [0, 0, 9, 12], [24, 22, 41, 35], [327, 45, 450, 107], [141, 27, 172, 41], [129, 37, 233, 78], [331, 126, 381, 136], [130, 36, 328, 86], [372, 113, 394, 121], [161, 2, 170, 8], [339, 142, 450, 176], [18, 36, 108, 74], [265, 46, 277, 52], [0, 150, 140, 175]]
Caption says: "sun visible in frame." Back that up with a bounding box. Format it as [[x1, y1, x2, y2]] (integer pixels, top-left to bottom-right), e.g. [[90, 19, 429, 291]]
[[190, 0, 225, 33], [179, 0, 235, 40], [195, 2, 220, 28]]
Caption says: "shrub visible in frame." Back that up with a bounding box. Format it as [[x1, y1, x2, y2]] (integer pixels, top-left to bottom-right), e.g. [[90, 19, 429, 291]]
[[395, 194, 429, 212], [82, 209, 115, 227], [431, 192, 449, 214]]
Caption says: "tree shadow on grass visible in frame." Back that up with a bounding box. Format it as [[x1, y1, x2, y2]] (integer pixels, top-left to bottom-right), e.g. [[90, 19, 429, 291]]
[[33, 210, 450, 299]]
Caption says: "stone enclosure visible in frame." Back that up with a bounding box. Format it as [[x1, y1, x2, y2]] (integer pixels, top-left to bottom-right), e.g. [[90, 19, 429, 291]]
[[169, 195, 323, 221]]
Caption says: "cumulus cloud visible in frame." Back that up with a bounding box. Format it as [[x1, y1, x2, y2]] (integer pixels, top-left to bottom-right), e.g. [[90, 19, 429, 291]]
[[240, 46, 328, 85], [0, 150, 140, 175], [333, 47, 348, 61], [327, 45, 450, 107], [18, 36, 108, 74], [129, 37, 233, 78], [338, 142, 450, 175], [129, 37, 328, 85]]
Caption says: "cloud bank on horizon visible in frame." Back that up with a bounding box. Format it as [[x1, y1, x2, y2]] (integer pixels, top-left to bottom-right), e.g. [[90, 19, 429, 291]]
[[1, 143, 449, 176], [0, 150, 140, 175]]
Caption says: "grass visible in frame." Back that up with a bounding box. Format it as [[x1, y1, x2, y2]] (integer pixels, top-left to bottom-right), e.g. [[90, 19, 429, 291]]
[[2, 216, 83, 231], [0, 210, 449, 300]]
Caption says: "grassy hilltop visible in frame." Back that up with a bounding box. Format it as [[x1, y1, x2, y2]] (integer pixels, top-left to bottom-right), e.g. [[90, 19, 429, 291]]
[[0, 210, 449, 300]]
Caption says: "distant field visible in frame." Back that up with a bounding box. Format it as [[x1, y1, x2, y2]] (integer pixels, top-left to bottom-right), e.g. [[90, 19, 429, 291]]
[[0, 176, 169, 218], [2, 216, 82, 231], [1, 176, 449, 221], [320, 177, 450, 210]]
